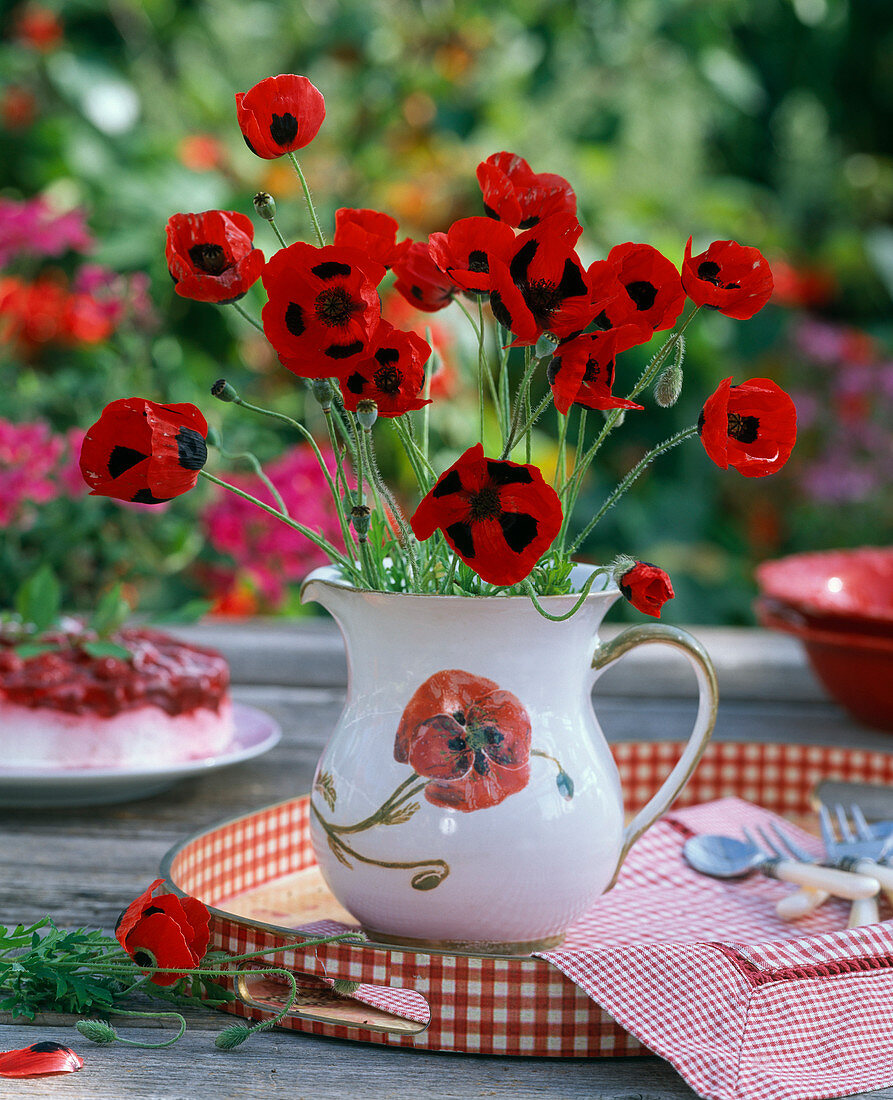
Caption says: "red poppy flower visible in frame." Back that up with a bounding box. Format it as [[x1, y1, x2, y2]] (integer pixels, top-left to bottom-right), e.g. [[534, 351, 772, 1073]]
[[488, 215, 592, 346], [165, 211, 264, 304], [0, 1043, 83, 1078], [410, 443, 563, 585], [115, 877, 210, 987], [427, 216, 515, 294], [547, 324, 652, 414], [261, 242, 385, 378], [391, 241, 455, 313], [235, 74, 325, 159], [333, 208, 411, 269], [395, 669, 531, 812], [682, 238, 774, 319], [339, 321, 432, 417], [476, 151, 578, 230], [619, 562, 674, 618], [605, 243, 685, 333], [80, 398, 208, 505], [698, 377, 797, 478]]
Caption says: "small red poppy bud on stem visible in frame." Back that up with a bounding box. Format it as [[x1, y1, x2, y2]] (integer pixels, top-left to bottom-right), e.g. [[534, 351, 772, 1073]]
[[618, 561, 675, 618]]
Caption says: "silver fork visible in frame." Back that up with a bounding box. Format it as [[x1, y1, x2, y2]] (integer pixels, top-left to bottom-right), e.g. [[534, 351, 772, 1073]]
[[765, 823, 877, 926], [821, 803, 893, 906]]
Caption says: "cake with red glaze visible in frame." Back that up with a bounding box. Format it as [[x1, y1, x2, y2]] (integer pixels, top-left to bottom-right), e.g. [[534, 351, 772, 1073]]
[[0, 628, 234, 769]]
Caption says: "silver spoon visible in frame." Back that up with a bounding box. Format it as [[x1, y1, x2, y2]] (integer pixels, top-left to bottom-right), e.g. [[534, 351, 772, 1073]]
[[682, 834, 880, 899]]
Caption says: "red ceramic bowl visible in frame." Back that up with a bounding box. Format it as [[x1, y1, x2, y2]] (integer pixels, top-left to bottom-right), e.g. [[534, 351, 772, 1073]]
[[755, 597, 893, 731], [755, 547, 893, 636]]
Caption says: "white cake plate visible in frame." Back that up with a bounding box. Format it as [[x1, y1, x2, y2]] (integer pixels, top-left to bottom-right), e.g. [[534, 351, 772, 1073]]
[[0, 703, 281, 808]]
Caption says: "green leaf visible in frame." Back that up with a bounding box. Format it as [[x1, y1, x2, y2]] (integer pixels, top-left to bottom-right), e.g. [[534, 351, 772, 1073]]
[[149, 599, 213, 625], [80, 641, 133, 661], [90, 583, 132, 638], [13, 644, 56, 660], [15, 567, 62, 634]]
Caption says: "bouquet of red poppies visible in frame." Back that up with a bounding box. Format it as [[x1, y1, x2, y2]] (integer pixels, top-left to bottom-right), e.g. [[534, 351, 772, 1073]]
[[79, 73, 796, 619]]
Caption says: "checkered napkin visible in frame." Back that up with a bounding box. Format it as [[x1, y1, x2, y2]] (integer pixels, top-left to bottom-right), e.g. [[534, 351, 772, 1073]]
[[543, 797, 893, 1100]]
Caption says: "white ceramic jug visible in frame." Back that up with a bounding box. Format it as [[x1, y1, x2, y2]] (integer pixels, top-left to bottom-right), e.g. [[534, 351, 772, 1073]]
[[302, 564, 717, 953]]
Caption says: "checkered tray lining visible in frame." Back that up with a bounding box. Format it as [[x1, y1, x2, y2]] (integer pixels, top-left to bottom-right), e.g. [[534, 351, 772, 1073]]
[[166, 739, 893, 1061]]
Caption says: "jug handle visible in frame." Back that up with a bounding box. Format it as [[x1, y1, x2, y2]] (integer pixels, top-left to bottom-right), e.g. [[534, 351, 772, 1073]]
[[592, 623, 719, 891]]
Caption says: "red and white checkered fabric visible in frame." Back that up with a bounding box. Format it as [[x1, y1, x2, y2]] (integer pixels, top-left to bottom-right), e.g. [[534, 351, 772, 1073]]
[[166, 740, 893, 1098]]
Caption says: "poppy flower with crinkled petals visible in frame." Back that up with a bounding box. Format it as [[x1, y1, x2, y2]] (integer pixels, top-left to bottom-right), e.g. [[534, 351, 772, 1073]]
[[392, 241, 455, 313], [261, 242, 385, 378], [698, 377, 797, 478], [395, 669, 531, 812], [427, 216, 515, 295], [547, 324, 652, 415], [165, 211, 264, 304], [477, 152, 578, 231], [488, 215, 591, 346], [334, 208, 411, 269], [619, 562, 674, 618], [115, 878, 210, 987], [606, 243, 685, 333], [80, 399, 208, 505], [410, 443, 562, 585], [682, 238, 773, 319], [339, 321, 432, 417], [0, 1043, 83, 1078], [235, 74, 325, 159]]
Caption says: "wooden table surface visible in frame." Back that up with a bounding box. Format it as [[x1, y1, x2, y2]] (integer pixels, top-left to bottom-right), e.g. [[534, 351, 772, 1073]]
[[2, 621, 893, 1100]]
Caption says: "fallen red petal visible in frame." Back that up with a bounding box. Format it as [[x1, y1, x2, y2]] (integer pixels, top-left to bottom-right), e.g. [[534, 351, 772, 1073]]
[[0, 1041, 84, 1077]]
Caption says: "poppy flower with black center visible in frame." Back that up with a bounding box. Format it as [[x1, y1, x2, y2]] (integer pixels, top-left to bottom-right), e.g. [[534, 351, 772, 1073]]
[[165, 211, 264, 304], [0, 1043, 83, 1078], [115, 877, 210, 987], [698, 377, 797, 478], [261, 242, 385, 378], [395, 669, 531, 812], [410, 443, 563, 585], [427, 216, 515, 296], [547, 324, 652, 415], [682, 238, 774, 319], [80, 399, 208, 505], [391, 241, 455, 313], [619, 562, 675, 618], [487, 214, 592, 346], [606, 242, 686, 333], [333, 208, 411, 269], [476, 151, 578, 231], [339, 321, 432, 417], [235, 73, 325, 159]]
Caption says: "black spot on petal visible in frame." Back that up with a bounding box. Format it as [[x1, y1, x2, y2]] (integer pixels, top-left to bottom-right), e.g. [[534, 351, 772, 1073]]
[[325, 340, 364, 360], [592, 310, 613, 331], [466, 249, 489, 274], [697, 260, 722, 285], [489, 290, 513, 330], [499, 511, 538, 553], [625, 280, 658, 311], [482, 203, 500, 220], [518, 215, 540, 230], [312, 261, 352, 280], [557, 258, 587, 298], [473, 749, 490, 775], [446, 520, 476, 558], [176, 427, 207, 471], [345, 373, 366, 394], [432, 469, 463, 497], [108, 446, 148, 479], [697, 408, 706, 436], [546, 356, 561, 385], [374, 346, 400, 366], [269, 112, 298, 147], [285, 302, 305, 336], [28, 1042, 70, 1054], [131, 489, 172, 505], [509, 238, 539, 285], [486, 460, 533, 486]]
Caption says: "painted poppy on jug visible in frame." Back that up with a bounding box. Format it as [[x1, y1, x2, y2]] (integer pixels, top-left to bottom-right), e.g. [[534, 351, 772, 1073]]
[[235, 74, 325, 159], [410, 443, 563, 585], [115, 878, 210, 987], [339, 321, 432, 417], [476, 151, 578, 230], [395, 669, 531, 812], [165, 211, 264, 304], [0, 1042, 83, 1078], [261, 242, 385, 378], [619, 561, 675, 618], [80, 399, 208, 504], [391, 241, 455, 313], [682, 237, 774, 319], [698, 377, 797, 477], [333, 208, 411, 269]]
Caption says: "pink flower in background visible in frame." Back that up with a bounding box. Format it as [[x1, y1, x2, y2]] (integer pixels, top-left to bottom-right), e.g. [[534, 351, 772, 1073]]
[[72, 265, 157, 331], [0, 197, 91, 267], [0, 419, 65, 525], [56, 428, 87, 497], [202, 446, 349, 607]]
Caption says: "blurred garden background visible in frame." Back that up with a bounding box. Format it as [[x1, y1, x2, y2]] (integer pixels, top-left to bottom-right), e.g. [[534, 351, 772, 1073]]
[[1, 0, 891, 623]]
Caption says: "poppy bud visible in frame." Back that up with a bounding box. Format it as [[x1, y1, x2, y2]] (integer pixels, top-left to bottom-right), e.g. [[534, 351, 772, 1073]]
[[618, 561, 674, 618], [211, 378, 239, 402], [310, 377, 334, 410], [654, 363, 683, 408], [332, 979, 361, 995], [215, 1024, 250, 1050], [350, 505, 371, 540], [356, 399, 378, 430], [535, 331, 559, 359], [76, 1019, 118, 1045], [253, 191, 276, 221]]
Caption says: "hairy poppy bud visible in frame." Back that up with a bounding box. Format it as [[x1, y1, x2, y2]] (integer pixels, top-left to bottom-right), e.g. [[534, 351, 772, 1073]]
[[211, 378, 239, 402], [215, 1024, 250, 1050], [356, 399, 378, 430], [76, 1019, 118, 1045], [332, 979, 361, 996], [253, 192, 276, 221]]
